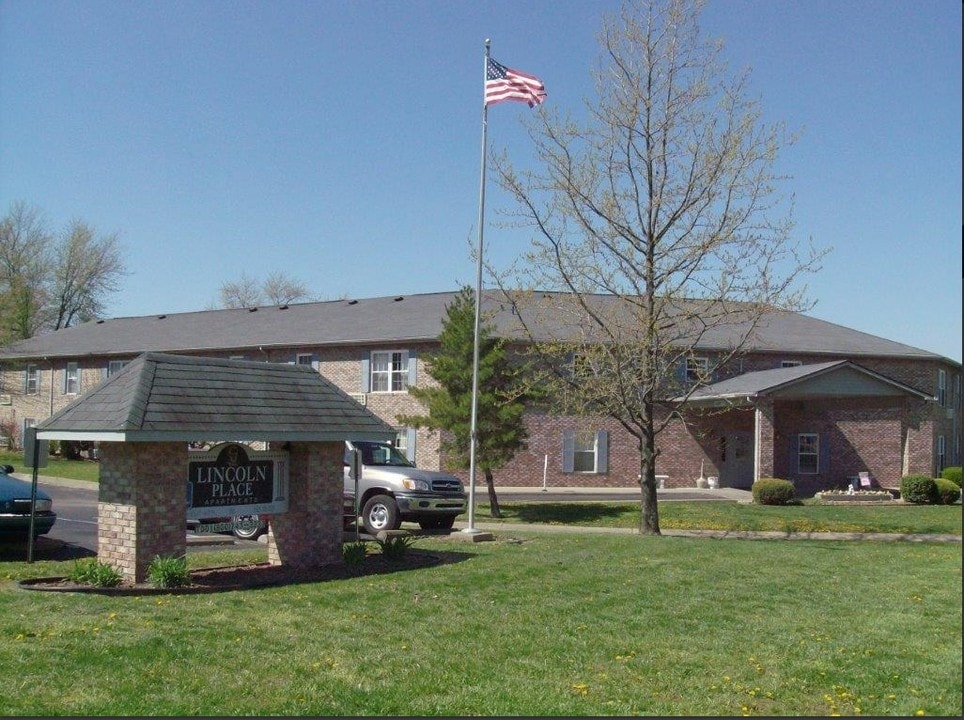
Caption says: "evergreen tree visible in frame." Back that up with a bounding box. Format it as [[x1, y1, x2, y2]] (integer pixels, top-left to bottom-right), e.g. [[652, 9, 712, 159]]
[[399, 286, 531, 518]]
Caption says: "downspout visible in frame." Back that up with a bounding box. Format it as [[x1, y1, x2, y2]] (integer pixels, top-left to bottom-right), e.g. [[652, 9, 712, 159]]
[[46, 357, 54, 419]]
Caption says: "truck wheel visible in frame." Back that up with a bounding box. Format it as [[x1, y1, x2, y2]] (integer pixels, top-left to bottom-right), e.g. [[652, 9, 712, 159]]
[[232, 514, 266, 540], [418, 515, 457, 531], [362, 495, 401, 535]]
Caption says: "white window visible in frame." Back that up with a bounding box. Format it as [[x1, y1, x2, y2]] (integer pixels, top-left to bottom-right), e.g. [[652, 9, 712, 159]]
[[563, 429, 609, 474], [937, 369, 946, 407], [64, 362, 80, 395], [797, 433, 819, 475], [685, 357, 708, 383], [107, 360, 129, 377], [296, 353, 313, 366], [24, 365, 39, 395], [371, 351, 409, 392]]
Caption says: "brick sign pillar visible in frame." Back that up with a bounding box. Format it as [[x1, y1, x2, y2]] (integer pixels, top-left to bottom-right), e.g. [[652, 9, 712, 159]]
[[267, 441, 343, 570], [98, 442, 188, 583]]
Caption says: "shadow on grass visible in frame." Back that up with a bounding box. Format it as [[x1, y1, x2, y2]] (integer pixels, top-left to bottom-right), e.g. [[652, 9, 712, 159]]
[[0, 536, 95, 563], [501, 502, 632, 525], [18, 548, 476, 596]]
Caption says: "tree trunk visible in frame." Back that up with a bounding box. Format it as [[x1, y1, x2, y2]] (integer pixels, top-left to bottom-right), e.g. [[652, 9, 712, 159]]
[[639, 437, 661, 535], [484, 469, 502, 518]]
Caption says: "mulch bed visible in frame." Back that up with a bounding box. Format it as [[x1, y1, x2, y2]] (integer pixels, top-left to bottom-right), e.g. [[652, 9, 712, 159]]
[[18, 550, 442, 596]]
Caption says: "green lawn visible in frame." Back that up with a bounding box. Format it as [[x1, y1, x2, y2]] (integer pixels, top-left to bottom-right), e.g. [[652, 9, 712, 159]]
[[476, 500, 964, 536], [1, 450, 101, 483], [1, 535, 960, 716]]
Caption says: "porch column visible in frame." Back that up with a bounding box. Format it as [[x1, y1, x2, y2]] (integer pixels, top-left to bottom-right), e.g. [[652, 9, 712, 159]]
[[754, 399, 775, 482], [267, 441, 343, 570], [97, 442, 188, 583]]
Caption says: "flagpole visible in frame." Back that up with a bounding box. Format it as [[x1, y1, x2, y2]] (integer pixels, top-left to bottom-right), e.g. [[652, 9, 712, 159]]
[[463, 39, 490, 535]]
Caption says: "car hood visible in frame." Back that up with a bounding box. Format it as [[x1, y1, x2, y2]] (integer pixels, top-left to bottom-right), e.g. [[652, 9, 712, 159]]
[[0, 473, 53, 501]]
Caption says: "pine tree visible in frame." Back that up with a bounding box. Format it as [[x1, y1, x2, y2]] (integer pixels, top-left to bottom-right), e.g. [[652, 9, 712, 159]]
[[399, 286, 530, 518]]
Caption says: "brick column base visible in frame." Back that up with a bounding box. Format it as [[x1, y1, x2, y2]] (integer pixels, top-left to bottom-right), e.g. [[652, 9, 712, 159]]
[[267, 441, 343, 570]]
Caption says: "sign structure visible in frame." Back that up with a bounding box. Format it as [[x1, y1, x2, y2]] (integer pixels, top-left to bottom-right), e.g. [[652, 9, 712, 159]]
[[186, 443, 289, 520]]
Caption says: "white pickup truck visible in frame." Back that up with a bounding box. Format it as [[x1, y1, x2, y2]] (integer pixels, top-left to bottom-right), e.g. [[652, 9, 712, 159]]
[[344, 440, 467, 535]]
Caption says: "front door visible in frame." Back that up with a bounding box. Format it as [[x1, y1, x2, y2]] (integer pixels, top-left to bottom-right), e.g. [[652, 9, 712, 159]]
[[720, 432, 754, 489]]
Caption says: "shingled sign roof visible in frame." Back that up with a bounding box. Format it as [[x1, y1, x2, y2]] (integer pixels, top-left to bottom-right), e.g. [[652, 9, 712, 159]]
[[35, 353, 395, 443]]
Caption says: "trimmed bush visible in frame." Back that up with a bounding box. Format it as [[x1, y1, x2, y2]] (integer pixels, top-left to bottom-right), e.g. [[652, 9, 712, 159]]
[[940, 466, 962, 488], [934, 478, 961, 505], [751, 478, 795, 505], [900, 475, 939, 504]]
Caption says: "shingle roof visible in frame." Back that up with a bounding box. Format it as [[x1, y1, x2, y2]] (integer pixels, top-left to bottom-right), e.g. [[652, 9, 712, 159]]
[[0, 290, 950, 363], [681, 360, 933, 405], [35, 353, 395, 442]]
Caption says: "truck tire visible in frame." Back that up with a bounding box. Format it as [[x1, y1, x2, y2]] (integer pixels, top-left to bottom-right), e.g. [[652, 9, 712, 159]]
[[418, 515, 457, 531], [362, 494, 401, 535], [232, 514, 266, 540]]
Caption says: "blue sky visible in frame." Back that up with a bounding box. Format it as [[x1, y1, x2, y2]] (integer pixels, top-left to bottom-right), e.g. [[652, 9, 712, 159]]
[[1, 0, 960, 362]]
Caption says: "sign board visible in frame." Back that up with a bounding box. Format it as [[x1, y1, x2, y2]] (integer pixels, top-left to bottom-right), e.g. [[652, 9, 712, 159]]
[[23, 426, 49, 469], [186, 443, 289, 520]]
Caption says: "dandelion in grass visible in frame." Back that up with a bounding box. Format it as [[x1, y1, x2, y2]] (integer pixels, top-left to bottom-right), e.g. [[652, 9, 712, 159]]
[[570, 683, 590, 696]]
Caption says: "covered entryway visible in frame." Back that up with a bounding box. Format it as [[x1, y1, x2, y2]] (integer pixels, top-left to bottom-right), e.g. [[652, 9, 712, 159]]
[[682, 361, 933, 496], [34, 353, 393, 582]]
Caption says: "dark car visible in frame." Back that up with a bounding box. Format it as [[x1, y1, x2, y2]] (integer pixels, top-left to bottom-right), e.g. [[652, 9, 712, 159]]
[[0, 464, 57, 538]]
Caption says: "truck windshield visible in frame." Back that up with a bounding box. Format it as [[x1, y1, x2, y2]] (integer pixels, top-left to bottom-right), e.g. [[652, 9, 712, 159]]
[[354, 441, 414, 467]]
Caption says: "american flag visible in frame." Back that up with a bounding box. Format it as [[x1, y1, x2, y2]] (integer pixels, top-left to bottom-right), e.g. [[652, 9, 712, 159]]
[[485, 57, 547, 108]]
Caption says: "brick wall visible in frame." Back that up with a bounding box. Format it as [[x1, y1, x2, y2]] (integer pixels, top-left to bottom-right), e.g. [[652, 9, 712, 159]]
[[267, 441, 343, 570]]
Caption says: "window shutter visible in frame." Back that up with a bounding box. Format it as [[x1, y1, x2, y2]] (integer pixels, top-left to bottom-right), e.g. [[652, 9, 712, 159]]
[[596, 430, 609, 473], [311, 354, 320, 372], [676, 361, 688, 384], [788, 436, 796, 475], [22, 368, 28, 393], [360, 356, 370, 392], [407, 350, 417, 386], [819, 435, 830, 474], [102, 366, 108, 381], [62, 368, 68, 394], [406, 428, 417, 463], [562, 430, 575, 473]]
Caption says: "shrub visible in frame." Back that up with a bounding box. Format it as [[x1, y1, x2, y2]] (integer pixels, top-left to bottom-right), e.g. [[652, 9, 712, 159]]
[[68, 558, 123, 587], [375, 532, 416, 560], [147, 555, 191, 588], [342, 541, 368, 569], [940, 466, 962, 488], [752, 478, 795, 506], [900, 475, 939, 504], [934, 478, 961, 505]]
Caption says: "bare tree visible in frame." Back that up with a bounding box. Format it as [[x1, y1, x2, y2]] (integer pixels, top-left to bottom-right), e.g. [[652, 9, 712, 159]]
[[262, 271, 311, 305], [49, 220, 127, 330], [218, 272, 266, 309], [492, 0, 826, 534], [0, 201, 53, 341], [218, 271, 313, 308]]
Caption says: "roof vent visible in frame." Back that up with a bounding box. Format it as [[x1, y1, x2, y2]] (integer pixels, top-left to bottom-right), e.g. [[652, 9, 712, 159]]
[[278, 304, 289, 310], [393, 296, 404, 302], [157, 314, 166, 319], [347, 299, 358, 305], [248, 307, 258, 313], [96, 320, 105, 324]]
